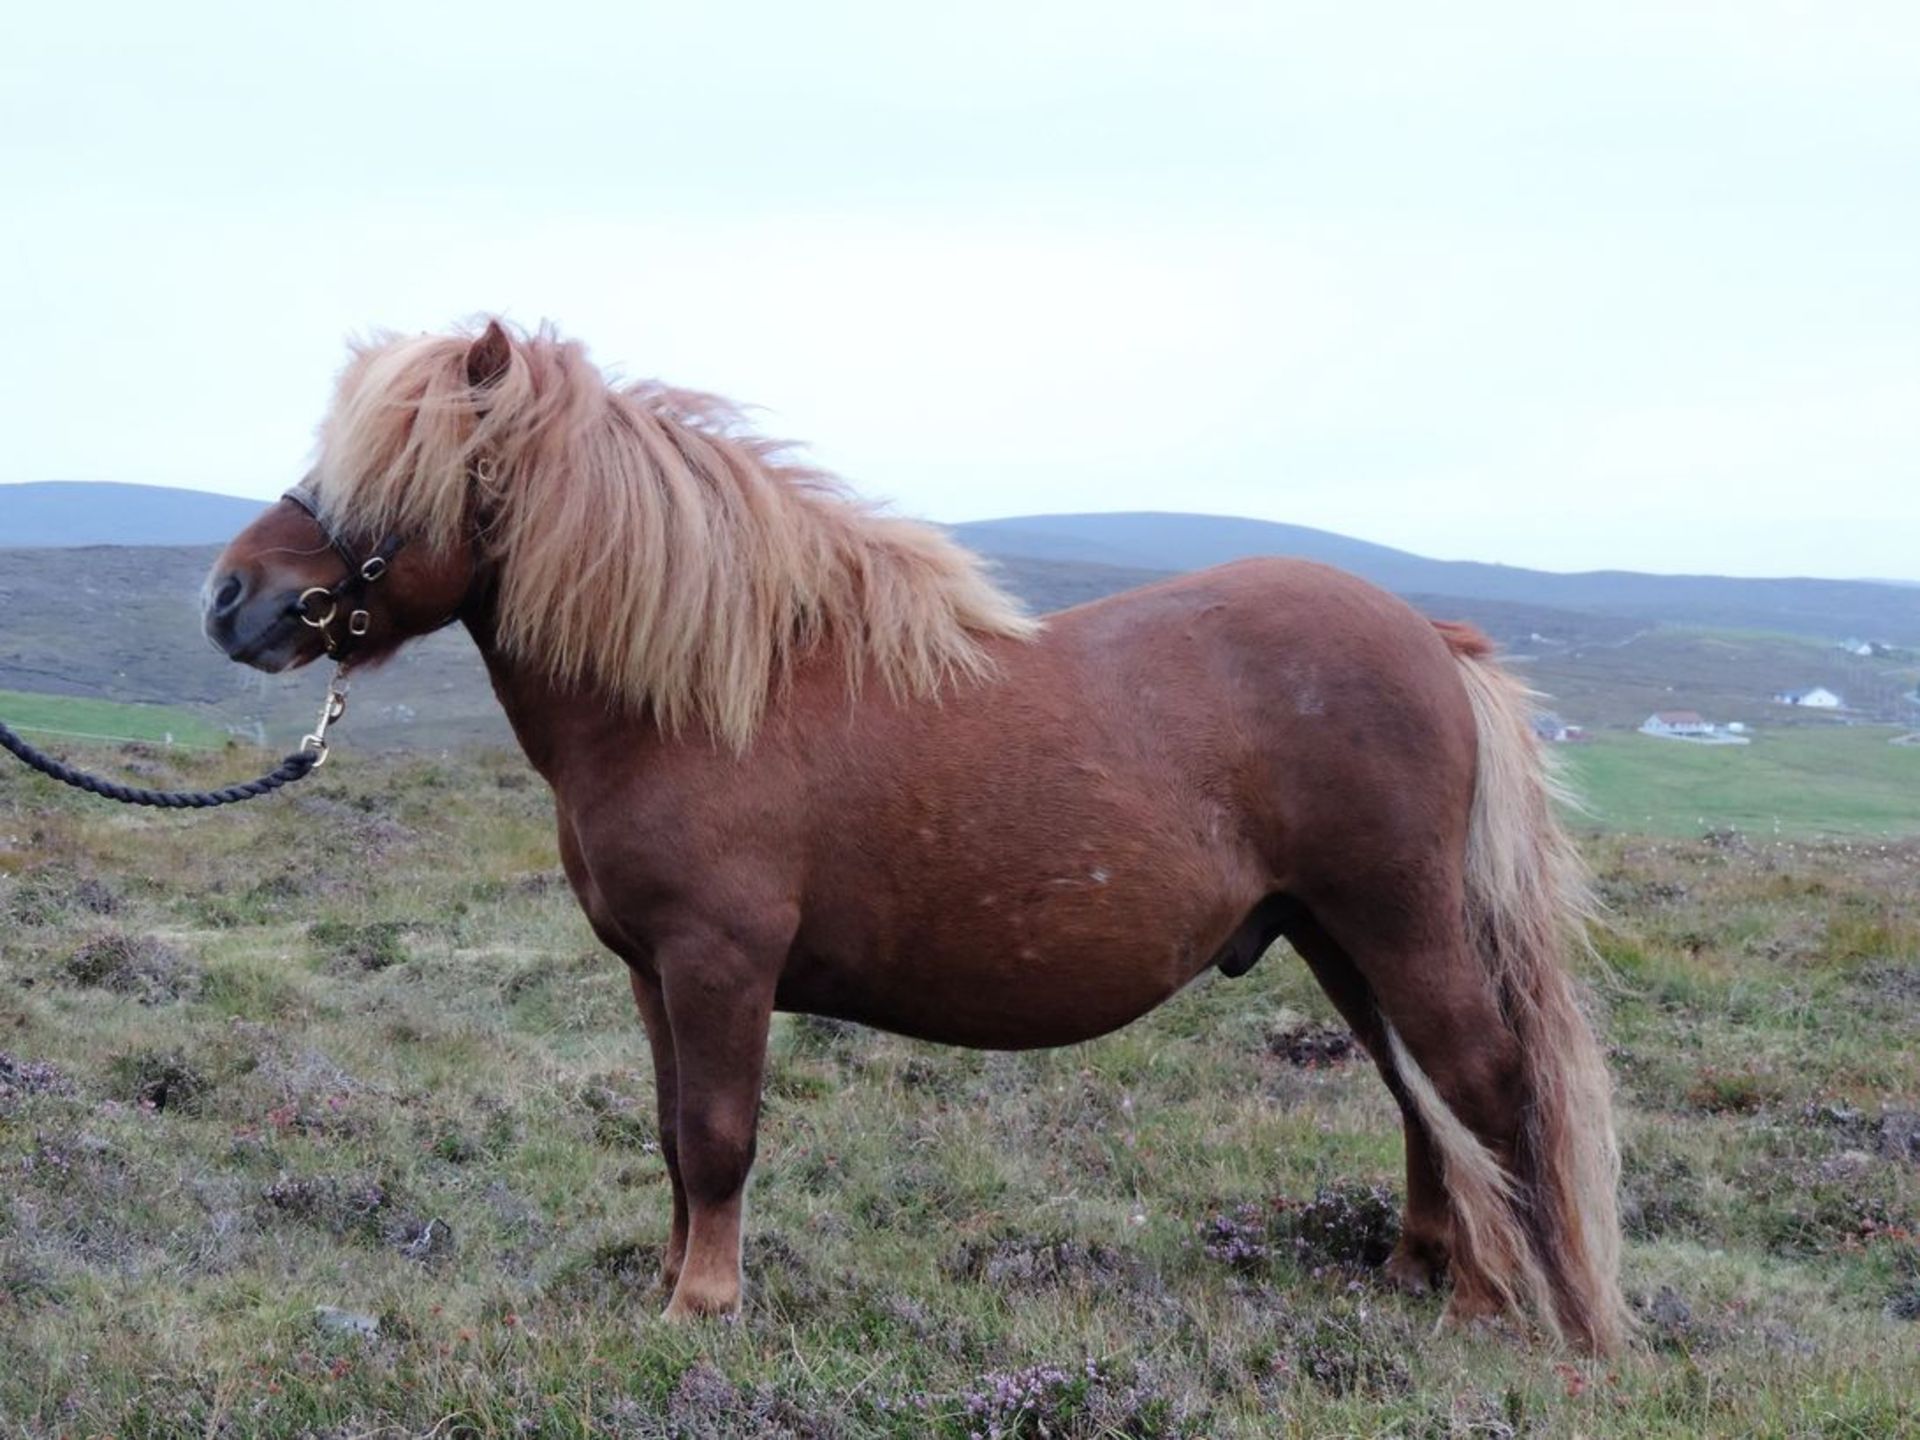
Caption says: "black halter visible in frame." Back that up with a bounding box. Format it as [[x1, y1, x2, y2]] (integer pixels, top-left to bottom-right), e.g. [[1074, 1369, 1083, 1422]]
[[281, 483, 408, 661]]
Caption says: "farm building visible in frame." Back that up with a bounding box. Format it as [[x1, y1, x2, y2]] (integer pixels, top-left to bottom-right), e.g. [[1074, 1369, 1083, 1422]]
[[1640, 711, 1750, 745], [1641, 711, 1713, 738], [1772, 686, 1843, 709], [1528, 710, 1589, 744], [1838, 638, 1900, 659], [1531, 712, 1586, 743]]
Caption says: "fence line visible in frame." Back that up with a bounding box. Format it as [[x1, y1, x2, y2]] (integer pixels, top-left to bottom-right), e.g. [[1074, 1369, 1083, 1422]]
[[2, 722, 224, 751]]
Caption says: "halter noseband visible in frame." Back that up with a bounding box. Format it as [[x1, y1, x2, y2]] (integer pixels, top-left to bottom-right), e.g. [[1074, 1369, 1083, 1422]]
[[281, 483, 408, 661]]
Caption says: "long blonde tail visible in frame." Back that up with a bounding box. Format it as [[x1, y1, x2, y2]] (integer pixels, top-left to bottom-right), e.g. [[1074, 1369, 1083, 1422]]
[[1405, 625, 1629, 1353]]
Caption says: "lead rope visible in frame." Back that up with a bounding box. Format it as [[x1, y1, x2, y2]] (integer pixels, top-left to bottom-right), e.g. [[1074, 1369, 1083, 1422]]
[[0, 666, 350, 809]]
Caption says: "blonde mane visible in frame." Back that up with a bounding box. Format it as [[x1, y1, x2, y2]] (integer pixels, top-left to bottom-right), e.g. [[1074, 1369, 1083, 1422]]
[[312, 320, 1038, 749]]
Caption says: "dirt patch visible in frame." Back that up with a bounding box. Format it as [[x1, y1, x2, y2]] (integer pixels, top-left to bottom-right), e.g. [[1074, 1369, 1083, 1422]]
[[1685, 1063, 1787, 1115], [1266, 1017, 1359, 1067], [106, 1046, 212, 1112]]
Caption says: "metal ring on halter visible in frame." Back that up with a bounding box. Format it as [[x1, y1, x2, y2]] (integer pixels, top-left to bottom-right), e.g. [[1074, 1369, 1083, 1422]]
[[297, 586, 339, 629]]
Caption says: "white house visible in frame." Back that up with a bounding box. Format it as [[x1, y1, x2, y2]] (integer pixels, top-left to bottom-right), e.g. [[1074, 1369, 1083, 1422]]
[[1641, 711, 1714, 738], [1772, 686, 1843, 709]]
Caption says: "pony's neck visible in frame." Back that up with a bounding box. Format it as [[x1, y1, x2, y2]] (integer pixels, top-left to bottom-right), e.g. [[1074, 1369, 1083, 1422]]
[[464, 599, 617, 785]]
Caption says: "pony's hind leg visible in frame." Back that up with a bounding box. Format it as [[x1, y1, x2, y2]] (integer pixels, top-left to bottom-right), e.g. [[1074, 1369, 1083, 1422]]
[[1311, 891, 1556, 1334], [1283, 910, 1451, 1295], [628, 968, 689, 1294]]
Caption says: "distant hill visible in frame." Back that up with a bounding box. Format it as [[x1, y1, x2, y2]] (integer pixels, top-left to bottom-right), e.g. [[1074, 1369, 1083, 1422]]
[[953, 512, 1415, 576], [951, 512, 1920, 645], [10, 486, 1916, 646], [2, 537, 1915, 753], [0, 483, 266, 547], [5, 487, 1919, 747]]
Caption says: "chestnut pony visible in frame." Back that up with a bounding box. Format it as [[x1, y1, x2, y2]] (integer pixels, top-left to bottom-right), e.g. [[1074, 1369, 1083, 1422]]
[[204, 320, 1627, 1352]]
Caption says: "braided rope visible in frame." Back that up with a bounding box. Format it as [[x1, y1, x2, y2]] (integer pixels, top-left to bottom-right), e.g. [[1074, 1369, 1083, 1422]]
[[0, 718, 319, 809]]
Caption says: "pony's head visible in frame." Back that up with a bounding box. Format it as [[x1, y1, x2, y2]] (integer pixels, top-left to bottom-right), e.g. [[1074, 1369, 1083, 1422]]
[[202, 323, 515, 673]]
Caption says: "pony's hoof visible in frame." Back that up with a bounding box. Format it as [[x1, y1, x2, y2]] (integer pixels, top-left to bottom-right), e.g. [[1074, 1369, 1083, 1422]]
[[1381, 1239, 1446, 1296], [662, 1278, 741, 1323], [1438, 1287, 1508, 1333]]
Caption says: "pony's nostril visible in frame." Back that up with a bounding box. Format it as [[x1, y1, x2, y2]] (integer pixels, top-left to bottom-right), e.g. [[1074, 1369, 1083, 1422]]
[[212, 573, 246, 616]]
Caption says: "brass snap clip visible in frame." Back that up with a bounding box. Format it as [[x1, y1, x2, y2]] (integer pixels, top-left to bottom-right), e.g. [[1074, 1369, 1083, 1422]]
[[299, 668, 352, 768]]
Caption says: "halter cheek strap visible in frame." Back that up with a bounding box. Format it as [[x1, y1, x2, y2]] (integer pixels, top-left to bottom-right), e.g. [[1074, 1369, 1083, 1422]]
[[281, 484, 408, 660]]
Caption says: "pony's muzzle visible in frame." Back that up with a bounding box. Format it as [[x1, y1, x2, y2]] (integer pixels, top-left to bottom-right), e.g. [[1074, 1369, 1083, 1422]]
[[202, 569, 320, 672]]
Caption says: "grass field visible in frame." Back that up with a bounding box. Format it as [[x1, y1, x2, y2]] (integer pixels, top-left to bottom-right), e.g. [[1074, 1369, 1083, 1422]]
[[3, 742, 1920, 1436], [1564, 727, 1920, 839], [0, 687, 226, 749]]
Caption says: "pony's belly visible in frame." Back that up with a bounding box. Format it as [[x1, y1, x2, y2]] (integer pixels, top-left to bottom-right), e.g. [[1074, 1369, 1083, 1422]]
[[780, 901, 1232, 1050]]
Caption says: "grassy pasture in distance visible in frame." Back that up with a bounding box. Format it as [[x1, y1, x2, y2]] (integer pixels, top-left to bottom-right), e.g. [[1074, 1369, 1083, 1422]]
[[0, 686, 226, 748], [3, 741, 1920, 1436], [1564, 727, 1920, 839], [1521, 625, 1920, 731]]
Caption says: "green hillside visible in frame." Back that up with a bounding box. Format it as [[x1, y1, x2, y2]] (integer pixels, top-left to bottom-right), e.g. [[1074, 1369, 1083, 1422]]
[[1563, 726, 1920, 838], [0, 687, 226, 748]]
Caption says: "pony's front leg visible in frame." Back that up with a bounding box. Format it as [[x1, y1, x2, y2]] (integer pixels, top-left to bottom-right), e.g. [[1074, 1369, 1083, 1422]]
[[656, 935, 777, 1321], [627, 968, 689, 1294]]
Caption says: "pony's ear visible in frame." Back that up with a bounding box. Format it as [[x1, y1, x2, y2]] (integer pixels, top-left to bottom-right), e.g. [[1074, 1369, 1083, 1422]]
[[466, 320, 513, 390]]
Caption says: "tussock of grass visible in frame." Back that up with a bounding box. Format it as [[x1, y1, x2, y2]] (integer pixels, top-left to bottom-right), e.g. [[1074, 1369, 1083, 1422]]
[[2, 746, 1919, 1435]]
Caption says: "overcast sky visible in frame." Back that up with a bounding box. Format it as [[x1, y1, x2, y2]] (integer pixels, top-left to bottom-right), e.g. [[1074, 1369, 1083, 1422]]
[[4, 2, 1916, 579]]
